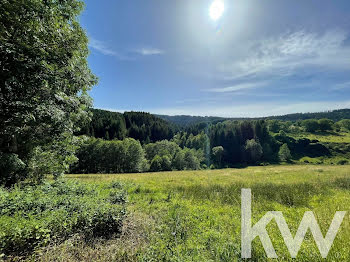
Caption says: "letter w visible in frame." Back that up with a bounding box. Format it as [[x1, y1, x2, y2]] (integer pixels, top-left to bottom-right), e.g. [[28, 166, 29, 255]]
[[241, 189, 346, 259], [274, 210, 346, 258]]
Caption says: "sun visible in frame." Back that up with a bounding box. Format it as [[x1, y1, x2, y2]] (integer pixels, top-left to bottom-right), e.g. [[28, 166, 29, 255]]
[[209, 0, 224, 21]]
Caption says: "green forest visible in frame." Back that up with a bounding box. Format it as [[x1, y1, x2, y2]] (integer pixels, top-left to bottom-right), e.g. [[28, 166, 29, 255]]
[[70, 108, 350, 174]]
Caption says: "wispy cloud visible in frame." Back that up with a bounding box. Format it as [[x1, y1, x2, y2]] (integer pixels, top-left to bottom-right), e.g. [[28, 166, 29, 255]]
[[89, 38, 116, 56], [133, 48, 165, 56], [218, 30, 350, 80], [205, 81, 268, 93], [89, 37, 165, 59], [89, 37, 131, 60], [332, 81, 350, 90]]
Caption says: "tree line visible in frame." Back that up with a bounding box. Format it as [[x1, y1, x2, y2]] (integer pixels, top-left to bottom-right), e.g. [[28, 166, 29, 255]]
[[71, 119, 292, 173], [77, 109, 176, 143]]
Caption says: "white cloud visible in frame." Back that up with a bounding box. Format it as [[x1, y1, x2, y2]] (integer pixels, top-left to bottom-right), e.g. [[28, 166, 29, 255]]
[[89, 38, 116, 56], [89, 37, 131, 60], [219, 30, 350, 80], [89, 38, 165, 59], [133, 48, 165, 56], [205, 81, 268, 93]]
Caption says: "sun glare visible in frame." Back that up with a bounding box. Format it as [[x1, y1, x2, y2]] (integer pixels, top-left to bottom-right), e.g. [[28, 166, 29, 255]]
[[209, 0, 224, 21]]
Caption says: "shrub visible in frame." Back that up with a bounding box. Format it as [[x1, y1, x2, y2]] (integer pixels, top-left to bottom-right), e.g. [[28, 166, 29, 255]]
[[337, 159, 348, 165], [0, 153, 26, 187], [0, 180, 126, 256]]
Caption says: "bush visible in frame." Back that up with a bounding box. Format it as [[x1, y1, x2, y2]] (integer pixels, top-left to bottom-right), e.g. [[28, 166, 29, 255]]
[[337, 159, 348, 165], [0, 153, 26, 187], [0, 180, 127, 256]]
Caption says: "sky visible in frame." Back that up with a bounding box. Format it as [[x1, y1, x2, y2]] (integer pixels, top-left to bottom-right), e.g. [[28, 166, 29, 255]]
[[81, 0, 350, 117]]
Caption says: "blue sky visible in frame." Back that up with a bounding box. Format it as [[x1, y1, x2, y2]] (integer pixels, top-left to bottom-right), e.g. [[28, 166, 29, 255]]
[[81, 0, 350, 117]]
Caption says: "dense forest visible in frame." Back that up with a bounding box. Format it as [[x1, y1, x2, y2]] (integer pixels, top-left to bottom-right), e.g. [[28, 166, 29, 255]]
[[71, 108, 350, 174], [77, 109, 176, 143]]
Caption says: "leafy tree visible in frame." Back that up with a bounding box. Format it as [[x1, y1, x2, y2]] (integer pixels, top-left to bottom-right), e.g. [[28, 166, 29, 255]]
[[337, 119, 350, 131], [244, 139, 263, 163], [318, 119, 334, 132], [0, 0, 96, 185], [212, 146, 224, 168], [183, 149, 200, 170], [278, 143, 292, 162], [144, 140, 180, 161], [124, 138, 145, 173], [150, 155, 163, 172], [267, 120, 281, 133], [71, 138, 145, 174], [161, 155, 172, 171], [301, 120, 319, 133], [173, 151, 185, 170]]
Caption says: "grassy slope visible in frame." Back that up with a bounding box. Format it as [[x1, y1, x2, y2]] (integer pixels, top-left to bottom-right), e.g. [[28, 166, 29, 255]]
[[45, 166, 350, 261], [289, 131, 350, 143], [284, 131, 350, 165]]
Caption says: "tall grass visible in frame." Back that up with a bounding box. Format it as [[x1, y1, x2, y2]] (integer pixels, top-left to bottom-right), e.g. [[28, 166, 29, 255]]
[[37, 165, 350, 261]]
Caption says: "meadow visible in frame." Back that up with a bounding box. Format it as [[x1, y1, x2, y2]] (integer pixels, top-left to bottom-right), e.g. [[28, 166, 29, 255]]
[[36, 165, 350, 261]]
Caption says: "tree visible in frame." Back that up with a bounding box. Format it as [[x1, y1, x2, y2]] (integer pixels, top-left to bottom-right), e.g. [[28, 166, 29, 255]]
[[161, 155, 172, 171], [0, 0, 97, 185], [278, 143, 292, 162], [245, 139, 263, 163], [183, 149, 200, 170], [337, 119, 350, 131], [212, 146, 224, 168], [318, 119, 334, 132], [301, 120, 319, 133], [150, 155, 163, 172], [267, 120, 281, 133], [173, 151, 185, 170]]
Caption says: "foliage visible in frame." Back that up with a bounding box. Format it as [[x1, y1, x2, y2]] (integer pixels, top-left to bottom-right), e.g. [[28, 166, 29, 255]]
[[278, 143, 292, 161], [212, 146, 224, 168], [0, 0, 97, 186], [0, 180, 126, 257], [244, 139, 263, 163], [301, 119, 320, 132], [78, 109, 176, 143], [318, 118, 334, 131], [0, 153, 26, 187], [72, 137, 204, 174], [71, 137, 145, 174], [338, 119, 350, 131]]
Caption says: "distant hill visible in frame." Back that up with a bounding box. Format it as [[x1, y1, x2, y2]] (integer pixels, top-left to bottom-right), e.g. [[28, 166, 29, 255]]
[[156, 115, 227, 127], [77, 108, 350, 140], [265, 109, 350, 122], [157, 109, 350, 127]]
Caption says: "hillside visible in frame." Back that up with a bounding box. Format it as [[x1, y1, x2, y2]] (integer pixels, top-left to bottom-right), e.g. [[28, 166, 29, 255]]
[[77, 109, 176, 143], [157, 109, 350, 127], [267, 108, 350, 121]]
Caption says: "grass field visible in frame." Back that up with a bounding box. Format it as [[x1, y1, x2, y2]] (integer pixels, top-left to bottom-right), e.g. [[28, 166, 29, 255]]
[[40, 166, 350, 261], [289, 131, 350, 143]]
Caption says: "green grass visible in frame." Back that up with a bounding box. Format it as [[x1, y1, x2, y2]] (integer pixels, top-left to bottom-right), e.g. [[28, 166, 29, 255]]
[[289, 131, 350, 143], [39, 166, 350, 261]]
